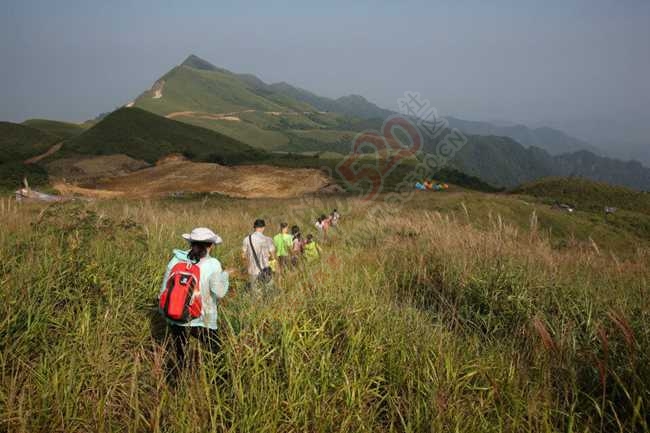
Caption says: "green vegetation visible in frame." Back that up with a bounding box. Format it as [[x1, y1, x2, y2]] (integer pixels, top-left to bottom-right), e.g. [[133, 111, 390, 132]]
[[0, 121, 60, 164], [131, 55, 395, 154], [184, 116, 290, 151], [22, 118, 87, 140], [514, 177, 650, 214], [0, 191, 647, 432], [447, 135, 557, 188], [268, 81, 393, 119], [62, 107, 268, 164], [514, 177, 650, 241], [0, 162, 49, 190], [285, 129, 356, 153], [134, 63, 304, 116], [0, 122, 62, 190]]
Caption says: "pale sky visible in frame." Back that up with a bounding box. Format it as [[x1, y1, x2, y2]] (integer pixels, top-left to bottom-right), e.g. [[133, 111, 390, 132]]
[[1, 0, 648, 150]]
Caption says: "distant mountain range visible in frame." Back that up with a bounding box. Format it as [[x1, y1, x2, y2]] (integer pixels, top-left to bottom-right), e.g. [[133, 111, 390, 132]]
[[446, 135, 650, 189], [127, 54, 650, 190], [2, 53, 648, 192], [445, 117, 602, 156]]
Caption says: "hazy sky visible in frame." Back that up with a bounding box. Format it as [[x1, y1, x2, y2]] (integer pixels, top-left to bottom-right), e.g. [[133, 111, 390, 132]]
[[1, 0, 648, 147]]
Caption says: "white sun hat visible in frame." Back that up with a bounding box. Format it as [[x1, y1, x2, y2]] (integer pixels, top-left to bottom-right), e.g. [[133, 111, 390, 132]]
[[182, 227, 223, 244]]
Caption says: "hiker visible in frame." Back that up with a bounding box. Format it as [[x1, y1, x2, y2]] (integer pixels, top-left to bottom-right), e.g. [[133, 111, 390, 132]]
[[303, 234, 321, 263], [331, 209, 340, 227], [273, 222, 293, 271], [291, 225, 305, 265], [319, 214, 332, 241], [159, 227, 232, 377], [242, 219, 275, 292]]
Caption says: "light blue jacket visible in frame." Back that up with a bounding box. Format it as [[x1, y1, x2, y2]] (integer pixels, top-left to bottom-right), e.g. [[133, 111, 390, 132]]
[[160, 249, 229, 329]]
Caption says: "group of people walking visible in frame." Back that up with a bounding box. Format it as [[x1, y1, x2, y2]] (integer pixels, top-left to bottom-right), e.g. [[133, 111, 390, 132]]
[[158, 209, 340, 379], [243, 219, 316, 287]]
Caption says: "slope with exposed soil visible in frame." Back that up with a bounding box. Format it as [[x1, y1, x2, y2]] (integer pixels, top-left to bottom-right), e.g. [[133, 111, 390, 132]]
[[46, 154, 150, 182], [54, 158, 331, 199]]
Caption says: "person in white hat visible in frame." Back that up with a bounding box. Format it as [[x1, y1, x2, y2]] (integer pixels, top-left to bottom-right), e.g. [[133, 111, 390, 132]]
[[160, 227, 233, 378]]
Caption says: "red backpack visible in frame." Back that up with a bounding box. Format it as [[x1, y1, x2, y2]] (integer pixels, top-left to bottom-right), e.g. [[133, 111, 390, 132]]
[[159, 261, 202, 322]]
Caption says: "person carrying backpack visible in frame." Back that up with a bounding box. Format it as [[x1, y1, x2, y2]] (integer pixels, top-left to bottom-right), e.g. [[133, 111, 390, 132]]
[[242, 219, 275, 293], [159, 227, 232, 377]]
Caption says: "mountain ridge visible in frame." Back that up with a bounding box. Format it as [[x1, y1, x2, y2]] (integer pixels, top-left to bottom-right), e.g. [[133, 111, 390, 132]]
[[127, 54, 650, 190], [134, 54, 626, 160]]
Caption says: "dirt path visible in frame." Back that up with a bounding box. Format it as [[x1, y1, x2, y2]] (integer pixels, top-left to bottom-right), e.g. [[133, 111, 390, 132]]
[[165, 109, 322, 122], [166, 111, 242, 121], [24, 142, 63, 164]]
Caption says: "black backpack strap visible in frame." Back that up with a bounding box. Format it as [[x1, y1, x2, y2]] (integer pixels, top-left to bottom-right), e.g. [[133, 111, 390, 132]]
[[249, 234, 263, 272]]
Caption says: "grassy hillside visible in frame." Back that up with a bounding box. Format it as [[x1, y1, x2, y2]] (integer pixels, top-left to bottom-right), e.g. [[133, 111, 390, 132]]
[[513, 176, 650, 242], [132, 55, 389, 153], [0, 162, 49, 190], [132, 59, 349, 152], [514, 177, 650, 214], [0, 121, 60, 164], [0, 122, 62, 190], [62, 107, 268, 164], [0, 192, 647, 432], [135, 65, 295, 116], [22, 118, 87, 140], [268, 82, 393, 119]]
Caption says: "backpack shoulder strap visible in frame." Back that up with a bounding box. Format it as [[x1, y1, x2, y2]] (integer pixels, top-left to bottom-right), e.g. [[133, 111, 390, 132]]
[[249, 234, 263, 272]]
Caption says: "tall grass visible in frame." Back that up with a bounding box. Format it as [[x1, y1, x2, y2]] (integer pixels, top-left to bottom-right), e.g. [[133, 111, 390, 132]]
[[0, 194, 648, 432]]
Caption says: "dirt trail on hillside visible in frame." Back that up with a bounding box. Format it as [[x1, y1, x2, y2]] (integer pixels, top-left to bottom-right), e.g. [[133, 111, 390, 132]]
[[166, 111, 242, 121], [53, 158, 331, 199], [165, 109, 320, 122], [24, 142, 63, 164]]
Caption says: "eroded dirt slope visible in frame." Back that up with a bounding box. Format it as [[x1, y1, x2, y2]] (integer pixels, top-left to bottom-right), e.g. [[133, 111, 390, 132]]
[[53, 157, 331, 199]]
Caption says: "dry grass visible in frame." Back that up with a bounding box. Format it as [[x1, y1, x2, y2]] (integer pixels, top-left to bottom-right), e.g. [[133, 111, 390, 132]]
[[0, 193, 648, 432]]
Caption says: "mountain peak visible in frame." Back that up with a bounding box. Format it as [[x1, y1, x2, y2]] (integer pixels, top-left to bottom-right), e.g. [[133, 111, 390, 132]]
[[181, 54, 220, 71]]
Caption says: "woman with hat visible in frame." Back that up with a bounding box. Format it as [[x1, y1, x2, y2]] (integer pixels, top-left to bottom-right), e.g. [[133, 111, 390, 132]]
[[160, 227, 233, 377]]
